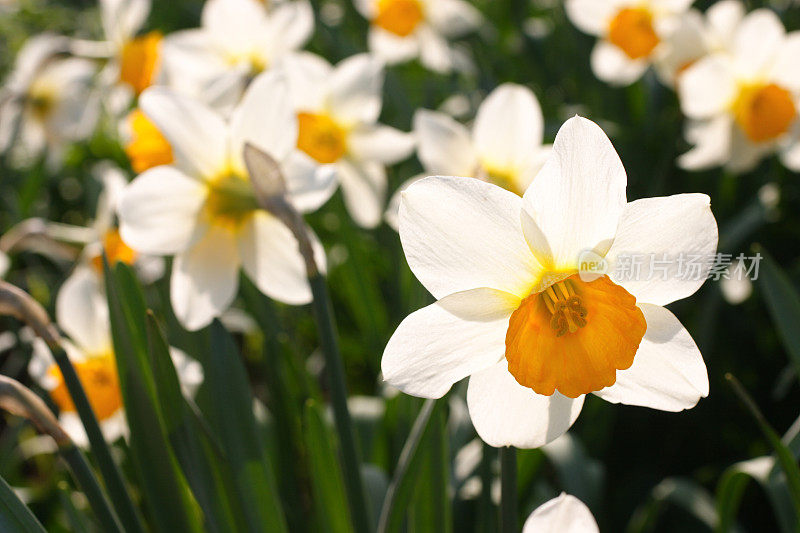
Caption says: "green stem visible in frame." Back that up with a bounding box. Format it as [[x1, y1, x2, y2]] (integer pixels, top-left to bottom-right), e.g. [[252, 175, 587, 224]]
[[308, 274, 370, 533], [500, 446, 517, 533], [51, 346, 145, 533], [60, 444, 124, 533], [377, 399, 436, 533]]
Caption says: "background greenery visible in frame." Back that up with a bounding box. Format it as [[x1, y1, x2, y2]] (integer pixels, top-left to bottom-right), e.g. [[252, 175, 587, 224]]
[[2, 0, 800, 531]]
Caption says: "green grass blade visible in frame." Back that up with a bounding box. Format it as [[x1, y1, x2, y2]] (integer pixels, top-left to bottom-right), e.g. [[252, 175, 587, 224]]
[[757, 249, 800, 380], [0, 473, 47, 533]]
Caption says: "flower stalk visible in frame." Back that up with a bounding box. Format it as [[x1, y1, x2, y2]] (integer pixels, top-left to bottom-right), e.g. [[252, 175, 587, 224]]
[[244, 143, 370, 533], [500, 446, 517, 533]]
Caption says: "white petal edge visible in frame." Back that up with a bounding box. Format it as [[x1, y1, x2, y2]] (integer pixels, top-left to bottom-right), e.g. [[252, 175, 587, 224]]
[[413, 109, 477, 176], [522, 493, 599, 533]]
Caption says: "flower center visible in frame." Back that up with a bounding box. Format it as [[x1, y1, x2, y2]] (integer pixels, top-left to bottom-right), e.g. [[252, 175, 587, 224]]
[[47, 353, 122, 421], [607, 7, 659, 60], [478, 164, 521, 195], [28, 90, 56, 121], [732, 83, 796, 143], [119, 31, 162, 95], [505, 275, 646, 398], [91, 229, 139, 273], [297, 112, 348, 164], [124, 109, 173, 173], [374, 0, 424, 37], [205, 173, 258, 229]]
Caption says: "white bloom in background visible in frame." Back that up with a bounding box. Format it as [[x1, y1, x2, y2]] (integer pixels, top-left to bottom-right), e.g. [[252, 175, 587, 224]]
[[160, 0, 313, 111], [353, 0, 481, 73], [0, 34, 98, 168], [383, 117, 717, 448], [677, 8, 800, 172], [118, 70, 331, 331], [720, 258, 752, 305], [386, 83, 550, 228], [28, 273, 202, 447], [283, 52, 414, 228], [565, 0, 693, 86], [656, 1, 745, 86], [0, 251, 9, 278], [523, 493, 599, 533]]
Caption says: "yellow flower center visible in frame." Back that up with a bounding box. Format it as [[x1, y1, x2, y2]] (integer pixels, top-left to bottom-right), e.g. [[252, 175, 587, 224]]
[[119, 31, 162, 95], [297, 112, 348, 164], [374, 0, 424, 37], [607, 7, 660, 60], [479, 165, 521, 195], [124, 109, 173, 173], [732, 83, 796, 143], [204, 173, 258, 229], [90, 229, 139, 274], [505, 275, 646, 398], [28, 89, 56, 121], [47, 353, 122, 421]]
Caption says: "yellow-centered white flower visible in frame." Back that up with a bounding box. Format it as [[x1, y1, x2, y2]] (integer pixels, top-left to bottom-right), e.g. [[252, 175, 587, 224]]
[[28, 272, 202, 447], [523, 493, 598, 533], [160, 0, 313, 111], [353, 0, 481, 73], [677, 7, 800, 172], [566, 0, 693, 86], [117, 70, 330, 331], [282, 52, 415, 228], [386, 83, 550, 228], [383, 116, 717, 448]]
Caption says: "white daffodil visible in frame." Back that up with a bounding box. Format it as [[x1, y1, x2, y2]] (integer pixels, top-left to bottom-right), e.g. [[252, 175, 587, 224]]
[[283, 52, 415, 228], [383, 116, 717, 448], [565, 0, 693, 86], [28, 270, 202, 447], [118, 70, 331, 331], [656, 1, 745, 86], [386, 83, 550, 228], [353, 0, 481, 73], [523, 493, 599, 533], [677, 8, 800, 172], [159, 0, 313, 111], [0, 34, 99, 169]]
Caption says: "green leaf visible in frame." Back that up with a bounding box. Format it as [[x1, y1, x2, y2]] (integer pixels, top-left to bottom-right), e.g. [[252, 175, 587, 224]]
[[0, 474, 46, 533], [627, 477, 718, 533], [201, 320, 287, 533], [104, 261, 204, 533], [303, 400, 355, 533], [757, 249, 800, 380]]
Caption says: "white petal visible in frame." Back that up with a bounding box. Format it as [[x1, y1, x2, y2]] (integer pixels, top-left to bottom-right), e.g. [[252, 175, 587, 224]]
[[706, 0, 745, 46], [400, 176, 542, 299], [522, 116, 627, 271], [139, 87, 228, 179], [238, 211, 324, 305], [770, 33, 800, 92], [473, 84, 544, 178], [426, 0, 481, 37], [202, 0, 269, 56], [732, 9, 784, 80], [328, 54, 384, 126], [337, 159, 386, 228], [56, 266, 111, 355], [265, 0, 314, 55], [413, 109, 477, 175], [368, 28, 419, 65], [678, 55, 737, 119], [385, 174, 425, 231], [348, 124, 415, 165], [467, 360, 585, 448], [229, 70, 297, 172], [170, 225, 240, 331], [654, 10, 707, 87], [564, 0, 620, 35], [279, 51, 333, 112], [100, 0, 150, 45], [523, 493, 599, 533], [283, 151, 338, 213], [591, 41, 649, 86], [606, 193, 718, 306], [0, 251, 8, 279], [382, 288, 518, 398], [594, 304, 708, 411], [678, 116, 733, 171], [417, 25, 454, 74], [118, 166, 207, 255]]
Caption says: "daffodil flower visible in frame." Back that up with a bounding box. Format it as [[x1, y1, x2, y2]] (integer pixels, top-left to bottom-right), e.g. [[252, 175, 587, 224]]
[[566, 0, 693, 86], [353, 0, 481, 73], [28, 269, 202, 446], [523, 493, 598, 533], [283, 52, 415, 228], [0, 34, 99, 169], [159, 0, 313, 110], [677, 8, 800, 172], [122, 108, 174, 173], [118, 71, 331, 331], [383, 116, 717, 448], [386, 83, 550, 228]]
